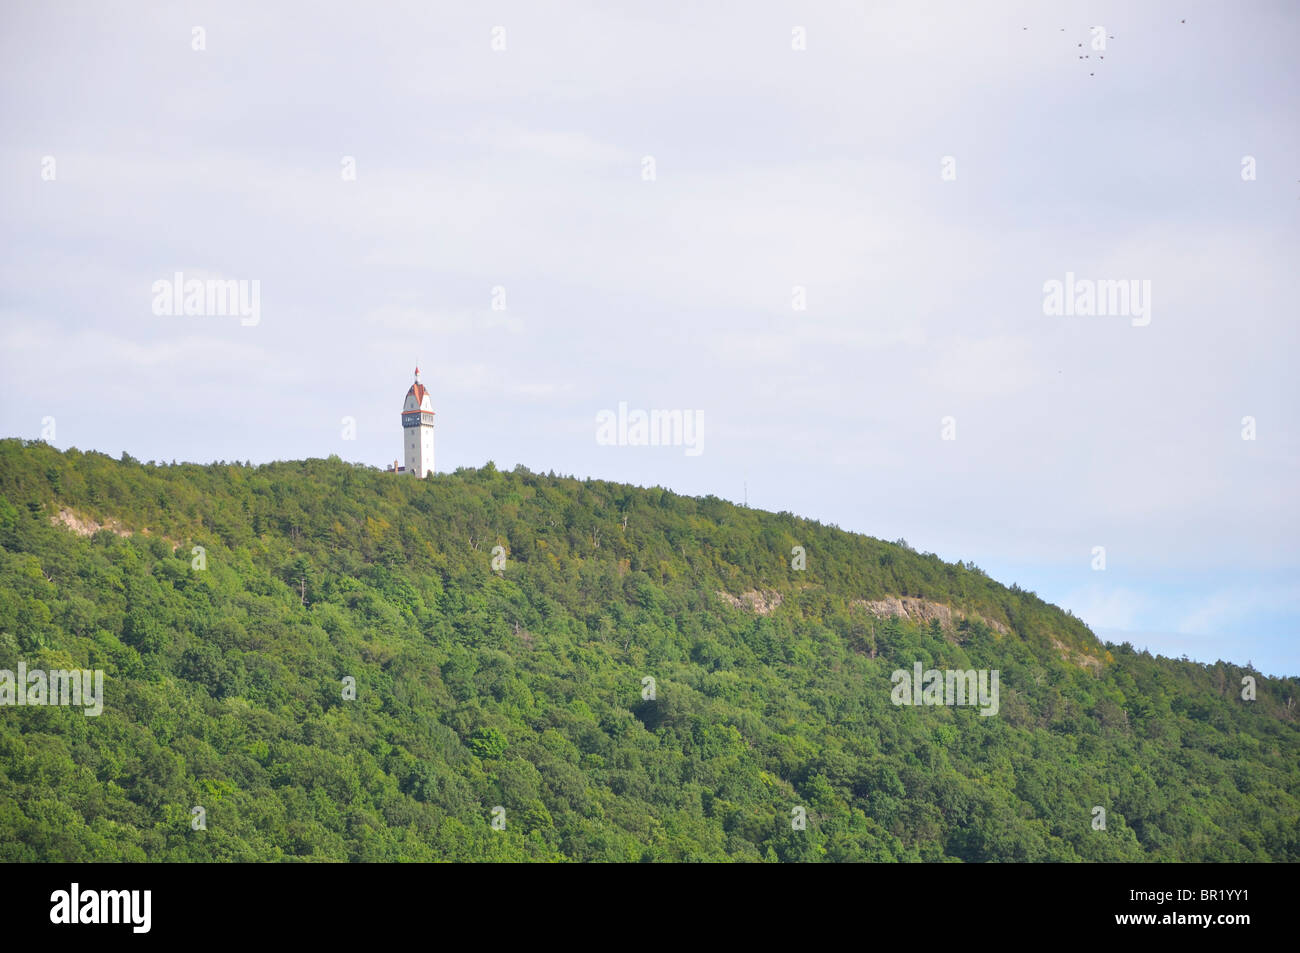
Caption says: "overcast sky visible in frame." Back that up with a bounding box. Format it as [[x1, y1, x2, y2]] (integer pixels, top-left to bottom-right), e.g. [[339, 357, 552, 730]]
[[2, 1, 1297, 675]]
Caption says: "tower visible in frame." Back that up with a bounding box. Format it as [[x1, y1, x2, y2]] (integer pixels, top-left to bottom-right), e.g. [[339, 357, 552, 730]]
[[401, 366, 435, 477]]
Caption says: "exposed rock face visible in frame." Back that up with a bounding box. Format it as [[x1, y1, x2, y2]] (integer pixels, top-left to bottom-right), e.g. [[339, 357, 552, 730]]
[[852, 596, 1010, 636], [716, 589, 784, 615], [715, 589, 1009, 635], [50, 507, 176, 545], [1052, 637, 1104, 672], [51, 507, 132, 538]]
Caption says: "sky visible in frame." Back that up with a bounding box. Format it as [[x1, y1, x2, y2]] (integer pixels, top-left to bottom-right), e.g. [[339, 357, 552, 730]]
[[1, 1, 1297, 675]]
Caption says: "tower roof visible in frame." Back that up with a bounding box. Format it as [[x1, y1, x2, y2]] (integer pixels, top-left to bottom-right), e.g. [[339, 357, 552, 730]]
[[405, 366, 430, 407]]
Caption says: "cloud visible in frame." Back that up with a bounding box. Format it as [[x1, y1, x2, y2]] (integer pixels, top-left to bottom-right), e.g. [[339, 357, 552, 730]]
[[1178, 585, 1300, 636], [446, 123, 630, 163], [363, 307, 526, 336], [1062, 585, 1153, 631]]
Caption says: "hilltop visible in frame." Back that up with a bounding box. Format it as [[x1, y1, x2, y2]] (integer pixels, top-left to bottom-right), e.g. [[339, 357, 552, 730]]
[[0, 439, 1296, 861]]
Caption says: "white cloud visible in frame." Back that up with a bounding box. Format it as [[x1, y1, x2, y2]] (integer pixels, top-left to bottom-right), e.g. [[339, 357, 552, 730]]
[[1062, 585, 1152, 631]]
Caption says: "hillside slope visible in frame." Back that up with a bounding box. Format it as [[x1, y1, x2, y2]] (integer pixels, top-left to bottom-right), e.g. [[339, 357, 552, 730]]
[[0, 439, 1296, 861]]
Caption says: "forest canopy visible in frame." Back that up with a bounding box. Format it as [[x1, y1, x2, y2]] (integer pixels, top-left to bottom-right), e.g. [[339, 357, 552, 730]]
[[0, 439, 1296, 862]]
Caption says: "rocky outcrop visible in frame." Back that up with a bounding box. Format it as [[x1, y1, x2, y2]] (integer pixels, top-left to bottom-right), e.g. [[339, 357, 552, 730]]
[[852, 596, 1010, 636], [715, 589, 1009, 635], [50, 507, 176, 545], [1052, 637, 1104, 672], [51, 507, 132, 538], [716, 589, 784, 615]]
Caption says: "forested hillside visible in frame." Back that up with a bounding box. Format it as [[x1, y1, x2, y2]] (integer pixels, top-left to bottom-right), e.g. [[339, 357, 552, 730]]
[[1, 439, 1296, 861]]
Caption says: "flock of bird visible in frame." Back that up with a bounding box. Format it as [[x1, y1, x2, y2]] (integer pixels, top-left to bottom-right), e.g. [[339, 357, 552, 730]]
[[1021, 20, 1187, 77]]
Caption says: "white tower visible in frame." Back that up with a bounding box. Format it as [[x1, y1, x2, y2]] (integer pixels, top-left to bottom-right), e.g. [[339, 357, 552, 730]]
[[401, 366, 435, 477]]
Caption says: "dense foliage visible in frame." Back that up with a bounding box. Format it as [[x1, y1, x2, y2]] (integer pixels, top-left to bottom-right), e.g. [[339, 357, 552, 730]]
[[1, 439, 1296, 861]]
